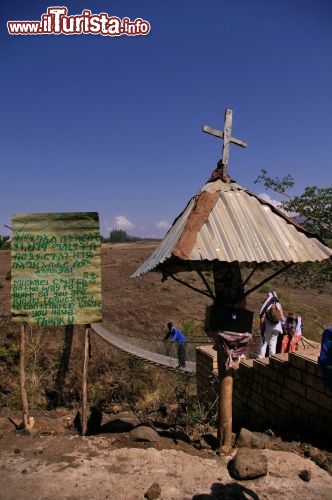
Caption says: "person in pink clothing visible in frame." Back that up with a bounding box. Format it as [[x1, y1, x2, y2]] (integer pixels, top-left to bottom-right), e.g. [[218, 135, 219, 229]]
[[281, 312, 302, 353]]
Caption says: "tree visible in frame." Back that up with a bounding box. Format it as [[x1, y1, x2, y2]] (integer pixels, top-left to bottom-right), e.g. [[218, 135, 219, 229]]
[[254, 169, 332, 287], [255, 169, 332, 239], [109, 229, 130, 243], [0, 235, 11, 250]]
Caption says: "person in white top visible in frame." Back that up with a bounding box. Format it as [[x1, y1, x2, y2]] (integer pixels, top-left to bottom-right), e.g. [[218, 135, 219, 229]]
[[258, 291, 284, 358], [281, 312, 302, 353]]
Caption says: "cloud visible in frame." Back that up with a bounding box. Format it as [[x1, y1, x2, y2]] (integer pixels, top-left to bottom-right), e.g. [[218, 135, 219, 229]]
[[103, 216, 135, 235], [258, 192, 295, 216], [257, 192, 281, 208], [156, 220, 171, 230], [114, 215, 135, 231], [103, 217, 171, 238]]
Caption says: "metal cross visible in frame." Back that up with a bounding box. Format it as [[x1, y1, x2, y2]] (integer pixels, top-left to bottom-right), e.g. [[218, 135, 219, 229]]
[[202, 109, 247, 180]]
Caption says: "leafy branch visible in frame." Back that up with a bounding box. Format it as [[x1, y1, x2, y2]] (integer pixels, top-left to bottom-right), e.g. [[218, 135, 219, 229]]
[[254, 168, 295, 199], [254, 169, 332, 239]]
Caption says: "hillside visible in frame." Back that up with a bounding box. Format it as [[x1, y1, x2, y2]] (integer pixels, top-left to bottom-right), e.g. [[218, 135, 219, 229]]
[[1, 241, 330, 409], [1, 242, 331, 343]]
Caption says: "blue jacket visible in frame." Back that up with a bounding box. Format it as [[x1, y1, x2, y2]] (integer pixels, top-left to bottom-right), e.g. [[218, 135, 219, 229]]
[[171, 327, 186, 343], [164, 326, 186, 343]]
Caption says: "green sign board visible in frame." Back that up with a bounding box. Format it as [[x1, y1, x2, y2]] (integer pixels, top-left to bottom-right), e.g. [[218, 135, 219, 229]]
[[11, 212, 102, 326]]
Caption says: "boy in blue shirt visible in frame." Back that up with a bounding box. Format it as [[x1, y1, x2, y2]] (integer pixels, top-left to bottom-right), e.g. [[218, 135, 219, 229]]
[[163, 322, 187, 368]]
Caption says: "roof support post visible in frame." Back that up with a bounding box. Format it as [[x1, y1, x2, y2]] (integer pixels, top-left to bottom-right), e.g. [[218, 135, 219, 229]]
[[218, 347, 233, 453], [208, 262, 245, 453]]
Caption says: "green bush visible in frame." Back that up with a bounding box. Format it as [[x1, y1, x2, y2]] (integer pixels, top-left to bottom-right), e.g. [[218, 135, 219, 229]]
[[0, 345, 19, 362], [0, 235, 11, 250], [180, 318, 202, 340]]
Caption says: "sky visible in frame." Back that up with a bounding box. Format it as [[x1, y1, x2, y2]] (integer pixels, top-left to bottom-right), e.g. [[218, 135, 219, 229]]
[[1, 0, 332, 238]]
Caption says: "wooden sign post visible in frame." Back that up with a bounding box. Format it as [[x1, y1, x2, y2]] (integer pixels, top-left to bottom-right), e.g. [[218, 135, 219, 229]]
[[82, 324, 91, 436], [19, 324, 31, 433], [11, 212, 102, 436]]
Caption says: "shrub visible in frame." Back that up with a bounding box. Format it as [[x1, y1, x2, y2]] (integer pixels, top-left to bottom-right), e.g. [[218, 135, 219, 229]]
[[180, 318, 202, 340], [0, 345, 19, 362]]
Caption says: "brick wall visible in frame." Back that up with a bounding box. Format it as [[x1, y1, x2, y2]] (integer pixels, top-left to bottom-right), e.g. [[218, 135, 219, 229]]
[[196, 345, 218, 403], [196, 346, 332, 441]]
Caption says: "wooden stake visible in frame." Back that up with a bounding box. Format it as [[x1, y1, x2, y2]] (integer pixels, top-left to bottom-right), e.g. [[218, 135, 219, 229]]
[[19, 324, 30, 433], [82, 324, 91, 436]]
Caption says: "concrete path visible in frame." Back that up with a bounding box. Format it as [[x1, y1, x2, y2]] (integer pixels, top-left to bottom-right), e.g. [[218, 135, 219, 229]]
[[92, 322, 196, 374]]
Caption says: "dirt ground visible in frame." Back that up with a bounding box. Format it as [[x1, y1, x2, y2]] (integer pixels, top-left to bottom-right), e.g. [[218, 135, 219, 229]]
[[1, 243, 330, 338], [1, 413, 332, 500], [1, 243, 332, 499]]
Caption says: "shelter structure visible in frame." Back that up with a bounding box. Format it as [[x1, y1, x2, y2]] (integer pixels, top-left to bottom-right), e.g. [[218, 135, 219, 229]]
[[132, 109, 332, 452]]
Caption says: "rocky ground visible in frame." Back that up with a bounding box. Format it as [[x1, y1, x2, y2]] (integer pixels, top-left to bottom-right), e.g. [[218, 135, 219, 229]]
[[1, 409, 332, 499]]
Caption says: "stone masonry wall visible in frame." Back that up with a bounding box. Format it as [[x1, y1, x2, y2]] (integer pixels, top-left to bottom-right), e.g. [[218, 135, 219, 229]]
[[196, 346, 332, 441]]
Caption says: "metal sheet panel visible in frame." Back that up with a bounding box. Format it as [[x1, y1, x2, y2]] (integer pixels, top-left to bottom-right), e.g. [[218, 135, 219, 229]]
[[191, 190, 332, 263], [131, 199, 195, 277], [132, 181, 332, 277]]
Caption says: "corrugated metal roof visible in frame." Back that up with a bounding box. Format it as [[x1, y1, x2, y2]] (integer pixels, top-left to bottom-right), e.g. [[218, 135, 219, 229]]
[[132, 179, 332, 277]]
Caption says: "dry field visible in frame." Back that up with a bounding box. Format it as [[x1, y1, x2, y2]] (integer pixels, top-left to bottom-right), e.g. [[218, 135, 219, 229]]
[[1, 242, 331, 343]]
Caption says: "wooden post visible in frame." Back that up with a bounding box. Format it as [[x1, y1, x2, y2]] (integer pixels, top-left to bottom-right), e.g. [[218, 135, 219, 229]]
[[217, 349, 233, 453], [82, 324, 91, 436], [202, 109, 248, 451], [212, 262, 244, 453], [19, 324, 30, 433]]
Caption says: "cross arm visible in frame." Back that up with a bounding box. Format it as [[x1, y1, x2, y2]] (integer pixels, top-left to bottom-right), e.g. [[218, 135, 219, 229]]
[[202, 125, 248, 148]]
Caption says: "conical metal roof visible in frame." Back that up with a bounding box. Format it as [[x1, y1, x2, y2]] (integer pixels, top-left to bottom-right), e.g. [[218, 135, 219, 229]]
[[132, 177, 332, 278]]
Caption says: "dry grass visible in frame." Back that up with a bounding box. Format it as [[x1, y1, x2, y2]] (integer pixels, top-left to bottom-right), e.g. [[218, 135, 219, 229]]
[[0, 243, 331, 410]]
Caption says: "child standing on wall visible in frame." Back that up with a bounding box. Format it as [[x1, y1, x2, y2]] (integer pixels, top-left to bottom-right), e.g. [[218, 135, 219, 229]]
[[281, 312, 302, 353]]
